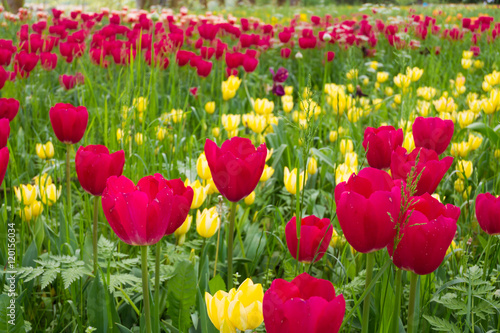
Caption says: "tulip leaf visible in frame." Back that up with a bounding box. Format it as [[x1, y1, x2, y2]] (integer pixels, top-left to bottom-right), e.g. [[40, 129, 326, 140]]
[[467, 122, 500, 147], [208, 274, 226, 294], [0, 294, 25, 333], [87, 271, 120, 333], [167, 260, 197, 332], [311, 148, 336, 170]]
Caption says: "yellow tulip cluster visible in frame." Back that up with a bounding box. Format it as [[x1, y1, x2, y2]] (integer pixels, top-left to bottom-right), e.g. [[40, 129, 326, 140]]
[[283, 167, 307, 195], [222, 114, 241, 138], [417, 86, 437, 101], [205, 278, 264, 333], [35, 141, 55, 160], [15, 174, 61, 221], [260, 149, 275, 182], [222, 75, 242, 101], [482, 70, 500, 92]]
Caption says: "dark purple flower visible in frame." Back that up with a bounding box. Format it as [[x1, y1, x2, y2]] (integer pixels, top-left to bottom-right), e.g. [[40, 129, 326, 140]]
[[270, 67, 289, 83]]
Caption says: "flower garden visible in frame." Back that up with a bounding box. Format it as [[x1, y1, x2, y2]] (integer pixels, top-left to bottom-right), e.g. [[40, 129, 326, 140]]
[[0, 3, 500, 332]]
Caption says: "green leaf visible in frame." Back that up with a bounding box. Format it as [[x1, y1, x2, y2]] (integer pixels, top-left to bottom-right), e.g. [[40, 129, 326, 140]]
[[167, 260, 197, 332], [423, 315, 460, 333], [87, 271, 110, 333], [208, 274, 226, 294], [61, 265, 92, 289], [22, 241, 37, 268], [41, 268, 59, 289], [0, 294, 25, 333]]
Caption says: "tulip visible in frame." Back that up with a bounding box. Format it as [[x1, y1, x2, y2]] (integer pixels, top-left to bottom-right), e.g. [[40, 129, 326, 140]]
[[14, 184, 37, 206], [412, 117, 454, 155], [475, 193, 500, 235], [186, 179, 209, 209], [307, 157, 318, 175], [0, 118, 9, 149], [205, 101, 215, 114], [362, 126, 403, 169], [196, 206, 220, 238], [50, 103, 88, 145], [196, 152, 212, 180], [263, 273, 345, 333], [35, 141, 55, 159], [254, 98, 274, 115], [388, 193, 460, 275], [75, 145, 126, 196], [340, 139, 353, 155], [456, 160, 473, 179], [390, 147, 453, 196], [285, 215, 333, 263], [21, 200, 43, 222], [457, 110, 475, 129], [222, 76, 241, 101], [205, 278, 264, 332], [0, 147, 9, 187], [221, 114, 240, 132], [0, 98, 20, 121], [244, 191, 255, 205], [174, 215, 192, 245], [260, 165, 275, 182], [40, 183, 61, 206], [284, 167, 307, 195]]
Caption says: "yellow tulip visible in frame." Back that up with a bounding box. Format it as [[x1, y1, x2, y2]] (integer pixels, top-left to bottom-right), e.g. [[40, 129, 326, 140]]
[[205, 101, 216, 114], [174, 215, 192, 245], [134, 133, 144, 145], [33, 174, 53, 189], [260, 165, 275, 182], [385, 86, 394, 97], [284, 86, 293, 95], [394, 73, 411, 89], [457, 110, 475, 129], [454, 178, 464, 193], [307, 157, 318, 175], [222, 76, 241, 101], [340, 139, 354, 155], [450, 142, 470, 158], [329, 228, 345, 249], [345, 152, 358, 169], [462, 50, 473, 59], [403, 132, 415, 152], [266, 148, 273, 162], [461, 58, 472, 70], [116, 129, 124, 142], [133, 97, 148, 113], [377, 72, 389, 83], [468, 134, 482, 151], [222, 114, 241, 131], [186, 179, 209, 209], [206, 177, 219, 195], [36, 141, 55, 159], [247, 114, 267, 134], [253, 98, 274, 115], [335, 163, 356, 184], [212, 127, 220, 138], [494, 149, 500, 159], [417, 87, 437, 101], [14, 184, 37, 206], [205, 290, 233, 332], [244, 191, 255, 205], [227, 129, 239, 138], [456, 160, 473, 179], [40, 183, 61, 206], [197, 153, 212, 180], [156, 127, 167, 141], [21, 200, 43, 222], [406, 67, 423, 82], [196, 207, 220, 238], [346, 69, 358, 80], [283, 167, 307, 195], [329, 130, 338, 142], [170, 109, 185, 124]]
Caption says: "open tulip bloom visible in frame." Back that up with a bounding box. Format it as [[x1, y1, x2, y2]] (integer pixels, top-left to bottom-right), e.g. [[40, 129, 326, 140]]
[[204, 137, 266, 289]]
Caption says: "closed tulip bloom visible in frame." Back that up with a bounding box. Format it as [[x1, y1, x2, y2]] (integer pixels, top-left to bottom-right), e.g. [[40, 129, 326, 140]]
[[185, 179, 209, 209], [196, 206, 220, 238], [0, 98, 20, 121], [285, 215, 333, 263], [40, 183, 62, 206], [196, 152, 212, 180], [307, 157, 318, 175], [412, 117, 454, 155], [204, 137, 266, 202], [205, 101, 216, 114], [362, 126, 403, 169], [456, 160, 473, 179], [388, 193, 460, 275], [284, 167, 307, 195], [14, 184, 37, 205], [260, 165, 275, 182], [391, 147, 453, 196], [476, 193, 500, 235], [335, 167, 401, 253], [49, 103, 88, 144], [244, 191, 255, 205], [101, 175, 174, 246], [0, 147, 8, 187], [22, 200, 43, 222], [174, 215, 192, 245], [35, 141, 55, 159], [263, 273, 345, 333], [0, 118, 9, 149], [75, 145, 125, 196]]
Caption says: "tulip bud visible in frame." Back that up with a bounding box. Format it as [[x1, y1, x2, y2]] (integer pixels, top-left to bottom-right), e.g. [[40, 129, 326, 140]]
[[212, 127, 220, 138], [260, 165, 275, 182], [14, 184, 37, 205], [284, 86, 293, 95], [283, 167, 307, 195], [196, 153, 212, 180], [456, 160, 473, 179], [244, 191, 255, 205], [295, 52, 303, 59], [36, 141, 54, 159], [196, 207, 220, 238], [134, 132, 144, 145], [186, 179, 209, 209], [307, 157, 318, 175], [323, 32, 332, 41], [174, 215, 192, 245], [40, 183, 62, 206], [205, 101, 216, 114]]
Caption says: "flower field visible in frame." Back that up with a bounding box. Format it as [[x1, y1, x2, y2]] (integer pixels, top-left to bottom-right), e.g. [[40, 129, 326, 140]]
[[1, 3, 500, 332]]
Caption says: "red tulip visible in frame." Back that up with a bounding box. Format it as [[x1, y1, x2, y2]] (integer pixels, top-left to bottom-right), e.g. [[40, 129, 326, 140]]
[[49, 103, 88, 144], [285, 215, 332, 263], [101, 174, 174, 246], [242, 55, 258, 73], [412, 117, 454, 155], [14, 52, 39, 73], [263, 273, 345, 333], [475, 193, 500, 235], [161, 178, 193, 235], [335, 167, 401, 253], [195, 59, 213, 78], [326, 51, 335, 62], [204, 137, 266, 202], [59, 74, 77, 90], [75, 145, 125, 196], [362, 126, 403, 169], [0, 147, 8, 187], [0, 66, 7, 90], [390, 147, 453, 196], [0, 98, 20, 121], [387, 193, 460, 275], [40, 52, 58, 71], [0, 118, 9, 149]]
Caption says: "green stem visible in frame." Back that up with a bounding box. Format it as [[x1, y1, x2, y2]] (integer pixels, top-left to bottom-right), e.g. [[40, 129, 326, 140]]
[[66, 144, 72, 220], [361, 252, 375, 333], [227, 201, 237, 290], [154, 241, 161, 333], [392, 268, 403, 333], [92, 197, 99, 273], [141, 246, 152, 333], [483, 235, 493, 280], [407, 272, 418, 333]]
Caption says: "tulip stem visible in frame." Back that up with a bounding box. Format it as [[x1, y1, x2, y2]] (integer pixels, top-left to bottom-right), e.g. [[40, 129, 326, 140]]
[[227, 201, 237, 290], [141, 246, 152, 333], [155, 241, 161, 333], [92, 197, 99, 273], [66, 144, 72, 222], [392, 268, 403, 333], [483, 235, 493, 280], [407, 272, 418, 333], [361, 252, 375, 333]]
